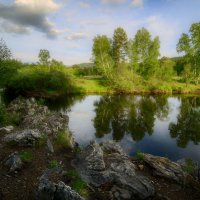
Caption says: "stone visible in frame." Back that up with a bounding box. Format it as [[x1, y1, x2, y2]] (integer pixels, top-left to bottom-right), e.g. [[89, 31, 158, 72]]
[[0, 126, 14, 134], [138, 164, 144, 171], [3, 129, 42, 146], [47, 138, 54, 153], [37, 179, 84, 200], [4, 152, 23, 173], [73, 140, 155, 199], [143, 153, 185, 183]]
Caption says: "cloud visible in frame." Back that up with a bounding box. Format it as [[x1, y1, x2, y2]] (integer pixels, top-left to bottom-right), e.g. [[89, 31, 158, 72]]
[[101, 0, 126, 5], [131, 0, 143, 7], [79, 2, 90, 8], [0, 0, 61, 38], [65, 32, 89, 40]]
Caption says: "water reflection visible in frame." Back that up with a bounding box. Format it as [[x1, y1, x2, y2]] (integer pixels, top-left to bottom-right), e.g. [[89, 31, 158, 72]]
[[169, 97, 200, 148], [68, 95, 200, 162], [94, 95, 170, 142]]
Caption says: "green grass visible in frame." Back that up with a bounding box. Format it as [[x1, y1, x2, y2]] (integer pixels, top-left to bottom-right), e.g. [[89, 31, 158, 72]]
[[55, 129, 72, 149], [19, 151, 32, 162], [136, 150, 144, 161], [48, 160, 60, 168], [66, 169, 89, 197]]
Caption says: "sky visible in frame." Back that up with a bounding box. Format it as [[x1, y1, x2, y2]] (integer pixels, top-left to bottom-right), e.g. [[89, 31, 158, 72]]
[[0, 0, 200, 65]]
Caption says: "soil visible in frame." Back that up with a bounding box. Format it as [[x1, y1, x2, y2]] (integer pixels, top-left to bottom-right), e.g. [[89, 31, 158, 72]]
[[0, 132, 200, 200]]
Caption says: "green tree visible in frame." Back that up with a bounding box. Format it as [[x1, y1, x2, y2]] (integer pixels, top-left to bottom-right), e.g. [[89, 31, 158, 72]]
[[92, 35, 114, 79], [38, 49, 51, 67], [177, 22, 200, 84], [112, 27, 128, 68], [129, 28, 160, 77], [181, 63, 193, 87], [0, 38, 12, 62], [159, 57, 175, 81]]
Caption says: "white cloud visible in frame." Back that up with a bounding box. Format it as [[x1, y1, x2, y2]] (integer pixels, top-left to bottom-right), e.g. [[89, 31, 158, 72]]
[[131, 0, 143, 7], [65, 32, 89, 40], [15, 0, 61, 13], [0, 0, 62, 38], [101, 0, 126, 5]]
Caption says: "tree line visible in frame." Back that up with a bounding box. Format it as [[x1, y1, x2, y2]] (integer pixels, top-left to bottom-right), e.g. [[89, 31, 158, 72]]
[[92, 22, 200, 90]]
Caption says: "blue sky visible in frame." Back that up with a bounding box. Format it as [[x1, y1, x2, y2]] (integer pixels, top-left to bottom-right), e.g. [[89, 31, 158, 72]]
[[0, 0, 200, 65]]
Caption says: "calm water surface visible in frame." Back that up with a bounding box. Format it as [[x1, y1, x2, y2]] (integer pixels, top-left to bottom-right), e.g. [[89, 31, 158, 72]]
[[67, 95, 200, 162]]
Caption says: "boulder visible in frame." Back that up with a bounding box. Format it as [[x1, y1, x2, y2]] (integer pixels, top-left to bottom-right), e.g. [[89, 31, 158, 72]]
[[3, 129, 42, 146], [73, 140, 155, 199], [143, 153, 185, 183], [4, 152, 23, 173], [37, 179, 84, 200], [0, 126, 14, 134]]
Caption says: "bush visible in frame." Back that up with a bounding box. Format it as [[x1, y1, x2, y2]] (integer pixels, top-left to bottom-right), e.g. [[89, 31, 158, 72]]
[[6, 65, 77, 95], [49, 160, 60, 168]]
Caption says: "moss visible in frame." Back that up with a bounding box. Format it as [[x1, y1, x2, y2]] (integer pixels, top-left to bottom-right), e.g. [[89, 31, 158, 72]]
[[19, 151, 32, 162], [48, 160, 60, 169]]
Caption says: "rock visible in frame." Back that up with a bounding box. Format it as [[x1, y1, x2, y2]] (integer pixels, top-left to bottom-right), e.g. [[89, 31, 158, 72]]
[[138, 164, 144, 171], [177, 158, 199, 178], [47, 138, 54, 153], [3, 129, 42, 146], [37, 179, 84, 200], [73, 140, 155, 199], [143, 153, 185, 183], [0, 126, 14, 134], [4, 152, 23, 173]]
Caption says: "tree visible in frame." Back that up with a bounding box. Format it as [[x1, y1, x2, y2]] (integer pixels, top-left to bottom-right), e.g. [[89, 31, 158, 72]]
[[92, 35, 114, 79], [0, 38, 12, 62], [177, 22, 200, 84], [159, 57, 175, 81], [129, 28, 160, 77], [38, 49, 51, 67], [112, 27, 128, 68]]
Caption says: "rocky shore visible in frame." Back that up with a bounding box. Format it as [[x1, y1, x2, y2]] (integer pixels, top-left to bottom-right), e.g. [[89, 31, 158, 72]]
[[0, 98, 200, 200]]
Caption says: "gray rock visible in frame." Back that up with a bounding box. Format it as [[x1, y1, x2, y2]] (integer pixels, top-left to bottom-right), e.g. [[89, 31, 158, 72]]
[[0, 126, 14, 134], [73, 140, 155, 199], [37, 179, 84, 200], [47, 138, 54, 153], [143, 153, 185, 183], [3, 129, 42, 146], [4, 152, 23, 173]]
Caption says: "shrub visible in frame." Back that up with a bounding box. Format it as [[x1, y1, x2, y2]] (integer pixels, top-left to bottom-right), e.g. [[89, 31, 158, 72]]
[[136, 150, 144, 161], [49, 160, 60, 169]]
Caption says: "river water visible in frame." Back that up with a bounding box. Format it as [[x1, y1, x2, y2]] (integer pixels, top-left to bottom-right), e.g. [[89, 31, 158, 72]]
[[67, 95, 200, 162]]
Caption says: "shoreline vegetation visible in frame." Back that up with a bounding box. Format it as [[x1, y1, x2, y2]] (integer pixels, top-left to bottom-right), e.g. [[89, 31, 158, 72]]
[[0, 22, 200, 98]]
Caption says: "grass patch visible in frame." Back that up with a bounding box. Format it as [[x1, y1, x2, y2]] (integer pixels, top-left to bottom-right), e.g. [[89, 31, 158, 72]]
[[136, 150, 144, 161], [48, 160, 60, 169], [55, 129, 72, 149], [37, 134, 48, 147], [66, 169, 89, 197], [19, 151, 32, 162], [182, 158, 196, 174]]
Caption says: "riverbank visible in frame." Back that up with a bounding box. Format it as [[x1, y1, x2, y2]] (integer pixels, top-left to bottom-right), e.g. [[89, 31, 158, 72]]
[[0, 97, 200, 200]]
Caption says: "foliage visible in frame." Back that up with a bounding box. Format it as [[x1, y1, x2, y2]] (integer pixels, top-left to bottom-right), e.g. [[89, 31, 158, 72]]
[[182, 158, 196, 174], [38, 49, 50, 66], [6, 65, 77, 95], [112, 27, 128, 67], [49, 160, 60, 168], [177, 22, 200, 84], [55, 129, 72, 149], [0, 59, 24, 88], [66, 169, 88, 197], [136, 150, 144, 161], [0, 38, 12, 62], [19, 151, 32, 162]]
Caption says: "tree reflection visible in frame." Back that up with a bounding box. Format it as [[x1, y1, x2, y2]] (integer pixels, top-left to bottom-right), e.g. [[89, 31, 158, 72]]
[[169, 97, 200, 148], [93, 95, 170, 142]]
